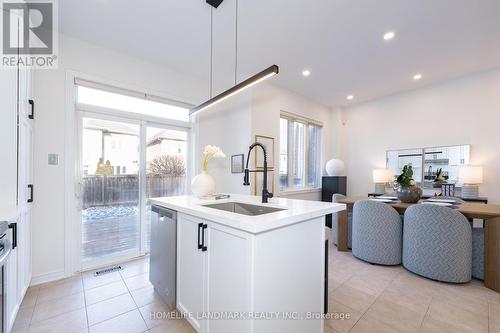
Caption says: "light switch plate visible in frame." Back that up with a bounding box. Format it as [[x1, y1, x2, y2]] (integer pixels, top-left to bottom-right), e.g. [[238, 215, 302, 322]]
[[48, 154, 59, 165]]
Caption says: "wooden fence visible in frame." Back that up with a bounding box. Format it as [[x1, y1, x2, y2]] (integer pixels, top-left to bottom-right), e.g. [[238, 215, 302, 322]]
[[82, 175, 186, 208]]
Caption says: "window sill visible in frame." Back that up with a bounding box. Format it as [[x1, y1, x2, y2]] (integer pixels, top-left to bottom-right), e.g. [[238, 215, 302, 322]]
[[278, 188, 321, 196]]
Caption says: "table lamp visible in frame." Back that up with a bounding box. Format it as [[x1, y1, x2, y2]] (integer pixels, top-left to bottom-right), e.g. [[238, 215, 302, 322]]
[[373, 169, 392, 195], [459, 166, 483, 199]]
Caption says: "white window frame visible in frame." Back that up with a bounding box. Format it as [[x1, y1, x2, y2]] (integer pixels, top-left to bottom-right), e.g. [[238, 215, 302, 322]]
[[279, 111, 323, 194], [65, 71, 194, 276]]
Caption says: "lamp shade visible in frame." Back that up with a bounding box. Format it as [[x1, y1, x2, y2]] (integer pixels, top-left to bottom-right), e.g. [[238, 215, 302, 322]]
[[459, 166, 483, 184], [373, 169, 392, 183]]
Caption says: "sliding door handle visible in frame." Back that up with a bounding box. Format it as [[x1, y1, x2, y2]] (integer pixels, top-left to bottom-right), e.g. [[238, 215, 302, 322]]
[[197, 223, 203, 250], [27, 184, 34, 203], [202, 224, 208, 252]]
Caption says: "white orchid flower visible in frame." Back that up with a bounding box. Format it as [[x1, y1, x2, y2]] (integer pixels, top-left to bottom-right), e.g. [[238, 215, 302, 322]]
[[202, 145, 226, 171]]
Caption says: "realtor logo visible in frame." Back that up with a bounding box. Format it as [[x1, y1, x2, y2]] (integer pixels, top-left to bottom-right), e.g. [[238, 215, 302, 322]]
[[1, 0, 58, 68]]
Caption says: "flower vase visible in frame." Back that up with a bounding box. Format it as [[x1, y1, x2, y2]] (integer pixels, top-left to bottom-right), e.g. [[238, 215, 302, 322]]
[[191, 171, 215, 198]]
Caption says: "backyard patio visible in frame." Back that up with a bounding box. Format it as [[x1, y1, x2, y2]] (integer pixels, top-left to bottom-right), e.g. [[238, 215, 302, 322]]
[[81, 174, 185, 261]]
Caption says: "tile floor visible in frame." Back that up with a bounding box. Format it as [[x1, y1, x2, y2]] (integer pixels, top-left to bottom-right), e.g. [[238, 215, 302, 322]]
[[12, 246, 500, 333], [326, 247, 500, 333], [12, 257, 194, 333]]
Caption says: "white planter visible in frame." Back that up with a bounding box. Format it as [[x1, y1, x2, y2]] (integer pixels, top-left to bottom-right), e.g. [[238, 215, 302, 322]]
[[191, 171, 215, 198]]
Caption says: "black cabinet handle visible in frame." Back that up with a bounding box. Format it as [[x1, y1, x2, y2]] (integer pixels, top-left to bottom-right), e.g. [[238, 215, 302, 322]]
[[28, 184, 33, 203], [8, 223, 17, 249], [197, 223, 203, 250], [28, 99, 34, 119], [202, 224, 208, 252]]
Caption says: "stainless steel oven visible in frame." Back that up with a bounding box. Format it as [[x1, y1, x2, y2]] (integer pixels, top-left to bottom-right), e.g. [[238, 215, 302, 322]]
[[0, 222, 12, 333]]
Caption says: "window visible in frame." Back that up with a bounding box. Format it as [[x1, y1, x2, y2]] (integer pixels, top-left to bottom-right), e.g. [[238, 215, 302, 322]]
[[279, 113, 322, 191], [76, 83, 190, 122]]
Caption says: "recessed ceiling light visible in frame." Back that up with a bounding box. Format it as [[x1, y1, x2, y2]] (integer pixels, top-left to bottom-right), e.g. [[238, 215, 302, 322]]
[[383, 31, 395, 41], [347, 95, 354, 100], [413, 73, 423, 80], [302, 70, 311, 77]]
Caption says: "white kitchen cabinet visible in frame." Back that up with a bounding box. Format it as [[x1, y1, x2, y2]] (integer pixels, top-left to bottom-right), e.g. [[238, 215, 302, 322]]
[[206, 223, 252, 333], [0, 10, 34, 330], [0, 63, 18, 209], [175, 210, 325, 333], [177, 214, 206, 332], [448, 146, 462, 166], [177, 214, 252, 333]]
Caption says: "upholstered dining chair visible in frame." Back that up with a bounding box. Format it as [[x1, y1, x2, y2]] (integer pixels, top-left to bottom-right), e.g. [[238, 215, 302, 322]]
[[352, 200, 403, 265], [403, 204, 472, 283], [433, 196, 484, 280], [332, 193, 352, 249]]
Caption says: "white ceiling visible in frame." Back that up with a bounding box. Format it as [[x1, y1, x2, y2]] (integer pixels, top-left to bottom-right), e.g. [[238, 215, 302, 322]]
[[59, 0, 500, 108]]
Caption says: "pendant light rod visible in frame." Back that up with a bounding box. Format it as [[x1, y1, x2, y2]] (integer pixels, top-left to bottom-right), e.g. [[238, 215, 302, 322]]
[[234, 0, 238, 86], [190, 65, 279, 115], [210, 7, 214, 99]]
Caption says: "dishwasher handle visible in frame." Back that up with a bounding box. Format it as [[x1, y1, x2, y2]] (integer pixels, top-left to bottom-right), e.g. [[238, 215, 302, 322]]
[[151, 205, 177, 220]]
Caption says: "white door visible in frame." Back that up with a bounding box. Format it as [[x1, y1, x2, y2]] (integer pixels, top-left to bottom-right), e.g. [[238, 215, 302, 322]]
[[206, 223, 252, 333], [177, 214, 205, 332]]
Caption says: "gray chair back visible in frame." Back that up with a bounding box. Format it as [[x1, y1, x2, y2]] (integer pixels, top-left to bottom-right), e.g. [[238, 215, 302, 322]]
[[352, 200, 403, 265], [403, 204, 471, 283]]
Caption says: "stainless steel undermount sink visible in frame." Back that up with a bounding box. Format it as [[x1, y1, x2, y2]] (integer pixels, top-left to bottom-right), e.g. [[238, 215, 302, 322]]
[[202, 202, 286, 216]]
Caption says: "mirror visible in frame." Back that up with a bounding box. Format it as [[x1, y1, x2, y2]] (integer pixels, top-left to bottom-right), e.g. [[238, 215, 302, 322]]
[[387, 145, 470, 189], [387, 148, 423, 184]]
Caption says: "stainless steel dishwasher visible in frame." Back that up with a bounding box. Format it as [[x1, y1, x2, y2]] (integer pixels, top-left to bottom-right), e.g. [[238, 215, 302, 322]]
[[149, 205, 177, 308]]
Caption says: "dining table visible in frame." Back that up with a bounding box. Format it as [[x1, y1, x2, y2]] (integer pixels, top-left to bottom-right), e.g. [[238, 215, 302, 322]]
[[336, 196, 500, 293]]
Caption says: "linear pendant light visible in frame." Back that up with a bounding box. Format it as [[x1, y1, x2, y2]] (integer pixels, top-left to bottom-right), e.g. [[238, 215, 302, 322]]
[[190, 0, 279, 116], [190, 65, 279, 115]]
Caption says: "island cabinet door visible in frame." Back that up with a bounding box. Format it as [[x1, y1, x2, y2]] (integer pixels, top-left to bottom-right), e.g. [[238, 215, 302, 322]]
[[177, 214, 206, 332], [205, 222, 252, 333]]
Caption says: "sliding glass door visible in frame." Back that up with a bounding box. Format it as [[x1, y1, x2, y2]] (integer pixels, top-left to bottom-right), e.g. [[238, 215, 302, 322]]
[[144, 126, 188, 252], [78, 115, 189, 268], [80, 116, 141, 265]]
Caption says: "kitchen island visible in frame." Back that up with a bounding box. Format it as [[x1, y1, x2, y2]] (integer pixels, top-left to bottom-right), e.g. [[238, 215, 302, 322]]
[[149, 194, 345, 333]]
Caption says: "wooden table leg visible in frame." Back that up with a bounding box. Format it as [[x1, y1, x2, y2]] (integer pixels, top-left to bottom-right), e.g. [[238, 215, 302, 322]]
[[337, 209, 348, 252], [484, 217, 500, 292]]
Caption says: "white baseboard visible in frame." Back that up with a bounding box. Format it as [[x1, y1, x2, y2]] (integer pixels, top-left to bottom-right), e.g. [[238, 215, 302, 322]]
[[30, 270, 68, 286]]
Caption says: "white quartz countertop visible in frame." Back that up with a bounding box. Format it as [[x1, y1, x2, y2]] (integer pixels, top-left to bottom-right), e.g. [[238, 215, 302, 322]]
[[149, 194, 345, 234]]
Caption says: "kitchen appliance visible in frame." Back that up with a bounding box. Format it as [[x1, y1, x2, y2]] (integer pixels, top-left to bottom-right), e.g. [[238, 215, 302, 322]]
[[149, 206, 177, 308], [0, 222, 12, 333]]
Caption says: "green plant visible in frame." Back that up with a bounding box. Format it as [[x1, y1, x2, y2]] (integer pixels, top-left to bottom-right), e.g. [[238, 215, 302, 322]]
[[396, 164, 416, 187], [434, 168, 445, 182]]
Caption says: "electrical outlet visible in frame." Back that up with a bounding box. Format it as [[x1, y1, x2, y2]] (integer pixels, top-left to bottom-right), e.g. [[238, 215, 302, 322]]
[[48, 154, 59, 165]]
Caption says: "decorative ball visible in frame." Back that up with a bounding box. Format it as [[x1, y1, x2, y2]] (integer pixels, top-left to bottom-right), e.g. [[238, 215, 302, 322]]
[[325, 159, 345, 176]]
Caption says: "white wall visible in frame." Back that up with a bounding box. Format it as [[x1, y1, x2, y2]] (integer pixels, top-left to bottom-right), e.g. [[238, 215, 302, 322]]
[[251, 83, 341, 201], [192, 83, 340, 201], [193, 91, 253, 195], [32, 34, 206, 280], [341, 69, 500, 203]]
